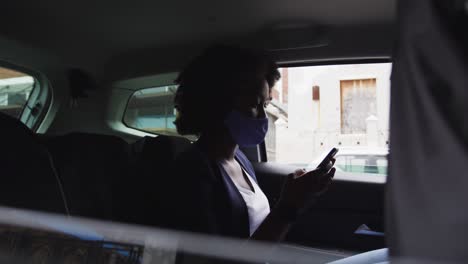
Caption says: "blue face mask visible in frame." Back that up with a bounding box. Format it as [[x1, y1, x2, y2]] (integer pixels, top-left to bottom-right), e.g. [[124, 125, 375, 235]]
[[224, 110, 269, 147]]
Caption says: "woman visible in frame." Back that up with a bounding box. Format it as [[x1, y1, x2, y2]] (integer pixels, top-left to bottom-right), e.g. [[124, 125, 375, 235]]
[[168, 45, 335, 242]]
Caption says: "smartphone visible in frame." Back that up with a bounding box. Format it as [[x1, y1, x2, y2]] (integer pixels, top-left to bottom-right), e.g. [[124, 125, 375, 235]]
[[316, 148, 339, 171]]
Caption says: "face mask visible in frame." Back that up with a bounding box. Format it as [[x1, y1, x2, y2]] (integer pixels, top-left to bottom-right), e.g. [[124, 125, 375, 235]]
[[224, 110, 268, 147]]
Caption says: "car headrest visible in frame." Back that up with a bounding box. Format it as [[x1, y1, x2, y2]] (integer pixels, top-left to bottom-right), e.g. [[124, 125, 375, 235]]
[[131, 135, 192, 164]]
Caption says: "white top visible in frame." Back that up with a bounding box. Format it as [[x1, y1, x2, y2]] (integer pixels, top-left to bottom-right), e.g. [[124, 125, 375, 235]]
[[233, 168, 271, 236]]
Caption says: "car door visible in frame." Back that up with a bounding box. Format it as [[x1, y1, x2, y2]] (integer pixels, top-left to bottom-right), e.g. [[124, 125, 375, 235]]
[[254, 162, 385, 252]]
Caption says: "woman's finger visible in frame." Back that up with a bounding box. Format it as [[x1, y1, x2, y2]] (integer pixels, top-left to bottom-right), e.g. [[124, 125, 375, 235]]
[[318, 168, 335, 184], [293, 168, 307, 179], [319, 164, 334, 179], [322, 161, 333, 172]]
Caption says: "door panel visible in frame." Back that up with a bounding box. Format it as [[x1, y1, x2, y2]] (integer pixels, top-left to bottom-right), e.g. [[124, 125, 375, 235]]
[[253, 162, 385, 252]]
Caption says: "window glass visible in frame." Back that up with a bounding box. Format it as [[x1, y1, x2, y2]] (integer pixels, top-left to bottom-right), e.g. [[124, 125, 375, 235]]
[[335, 154, 388, 175], [265, 63, 391, 181], [0, 66, 35, 119], [123, 85, 178, 135]]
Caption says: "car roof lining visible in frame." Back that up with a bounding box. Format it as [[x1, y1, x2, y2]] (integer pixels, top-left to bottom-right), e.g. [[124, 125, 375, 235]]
[[106, 24, 394, 82], [0, 0, 395, 81]]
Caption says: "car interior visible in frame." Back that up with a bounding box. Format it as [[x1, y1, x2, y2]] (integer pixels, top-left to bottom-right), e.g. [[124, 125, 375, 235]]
[[0, 0, 396, 263]]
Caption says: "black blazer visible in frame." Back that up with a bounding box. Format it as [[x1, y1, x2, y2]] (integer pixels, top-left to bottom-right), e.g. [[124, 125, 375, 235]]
[[168, 144, 259, 239]]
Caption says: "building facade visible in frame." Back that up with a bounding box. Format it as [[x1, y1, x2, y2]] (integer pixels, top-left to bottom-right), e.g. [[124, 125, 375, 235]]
[[271, 63, 391, 164]]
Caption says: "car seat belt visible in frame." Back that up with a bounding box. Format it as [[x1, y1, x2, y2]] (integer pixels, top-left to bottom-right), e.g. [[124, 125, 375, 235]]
[[44, 148, 71, 216]]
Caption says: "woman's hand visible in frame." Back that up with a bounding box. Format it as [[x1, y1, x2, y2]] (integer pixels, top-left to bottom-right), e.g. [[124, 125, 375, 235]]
[[275, 159, 336, 218], [251, 160, 335, 241]]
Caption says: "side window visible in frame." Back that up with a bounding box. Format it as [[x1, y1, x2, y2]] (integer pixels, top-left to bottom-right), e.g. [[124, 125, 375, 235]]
[[0, 66, 36, 119], [265, 63, 391, 181], [123, 85, 178, 135]]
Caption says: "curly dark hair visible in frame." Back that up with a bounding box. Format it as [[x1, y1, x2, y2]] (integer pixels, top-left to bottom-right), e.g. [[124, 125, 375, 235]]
[[174, 45, 281, 135]]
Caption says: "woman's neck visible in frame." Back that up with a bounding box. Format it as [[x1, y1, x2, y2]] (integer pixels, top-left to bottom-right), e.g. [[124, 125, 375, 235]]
[[198, 128, 238, 161]]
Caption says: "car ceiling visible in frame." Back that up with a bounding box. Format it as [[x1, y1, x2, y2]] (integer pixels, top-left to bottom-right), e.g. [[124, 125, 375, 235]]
[[0, 0, 395, 81]]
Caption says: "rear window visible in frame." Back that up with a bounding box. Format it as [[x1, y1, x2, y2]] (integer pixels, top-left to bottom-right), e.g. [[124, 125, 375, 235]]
[[265, 62, 391, 182], [123, 85, 178, 135], [0, 66, 35, 119]]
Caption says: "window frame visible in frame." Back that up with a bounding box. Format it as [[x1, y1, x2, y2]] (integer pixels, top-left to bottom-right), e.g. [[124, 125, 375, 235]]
[[0, 61, 50, 131], [262, 58, 392, 163], [121, 84, 181, 137]]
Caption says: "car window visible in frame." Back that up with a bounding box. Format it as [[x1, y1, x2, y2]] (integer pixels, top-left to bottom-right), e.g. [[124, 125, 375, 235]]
[[123, 85, 178, 136], [265, 63, 391, 182], [335, 154, 388, 175], [0, 66, 36, 119]]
